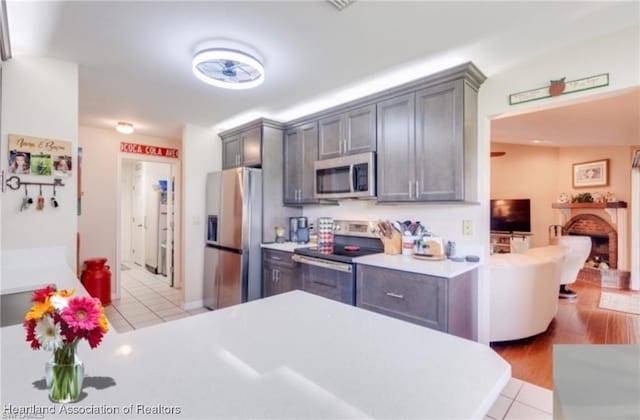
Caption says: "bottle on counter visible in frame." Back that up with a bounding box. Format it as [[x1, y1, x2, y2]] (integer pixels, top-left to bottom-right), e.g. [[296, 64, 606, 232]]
[[402, 231, 415, 256]]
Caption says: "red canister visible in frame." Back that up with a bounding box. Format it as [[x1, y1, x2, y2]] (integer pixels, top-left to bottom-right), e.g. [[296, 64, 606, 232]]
[[81, 258, 112, 305]]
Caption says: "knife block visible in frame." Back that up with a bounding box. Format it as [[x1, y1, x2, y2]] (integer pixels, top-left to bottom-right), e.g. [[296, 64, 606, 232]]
[[380, 231, 402, 255]]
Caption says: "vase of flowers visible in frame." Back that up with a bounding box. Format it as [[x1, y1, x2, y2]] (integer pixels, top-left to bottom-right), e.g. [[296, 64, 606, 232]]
[[24, 286, 108, 403]]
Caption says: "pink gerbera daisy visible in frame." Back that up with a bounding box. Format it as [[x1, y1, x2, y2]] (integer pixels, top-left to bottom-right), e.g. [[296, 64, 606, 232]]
[[61, 296, 101, 331]]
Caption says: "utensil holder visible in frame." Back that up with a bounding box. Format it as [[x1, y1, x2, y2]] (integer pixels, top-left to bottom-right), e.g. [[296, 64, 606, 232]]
[[380, 231, 402, 255]]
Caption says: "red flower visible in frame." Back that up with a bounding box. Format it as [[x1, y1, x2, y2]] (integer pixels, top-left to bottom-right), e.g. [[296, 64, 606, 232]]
[[61, 296, 101, 331], [23, 320, 40, 350], [31, 285, 56, 303], [86, 328, 104, 349]]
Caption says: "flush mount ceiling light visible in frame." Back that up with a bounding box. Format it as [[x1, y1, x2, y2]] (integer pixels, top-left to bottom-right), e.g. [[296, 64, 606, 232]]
[[115, 122, 135, 134], [192, 48, 264, 90]]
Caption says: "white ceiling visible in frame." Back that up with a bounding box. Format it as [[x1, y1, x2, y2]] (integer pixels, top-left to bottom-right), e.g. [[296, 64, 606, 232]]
[[6, 1, 639, 140], [491, 87, 640, 147]]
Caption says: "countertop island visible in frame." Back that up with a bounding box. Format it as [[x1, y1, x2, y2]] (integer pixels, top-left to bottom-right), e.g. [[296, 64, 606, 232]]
[[2, 247, 508, 419], [2, 290, 509, 419]]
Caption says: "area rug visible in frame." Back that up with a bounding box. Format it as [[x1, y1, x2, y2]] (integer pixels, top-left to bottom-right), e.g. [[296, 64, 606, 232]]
[[599, 292, 640, 315]]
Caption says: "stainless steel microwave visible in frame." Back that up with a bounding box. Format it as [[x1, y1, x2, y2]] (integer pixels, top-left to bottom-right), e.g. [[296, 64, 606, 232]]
[[314, 152, 376, 199]]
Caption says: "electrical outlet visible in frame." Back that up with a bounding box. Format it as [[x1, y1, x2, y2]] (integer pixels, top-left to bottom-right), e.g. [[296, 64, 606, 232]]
[[462, 220, 473, 235]]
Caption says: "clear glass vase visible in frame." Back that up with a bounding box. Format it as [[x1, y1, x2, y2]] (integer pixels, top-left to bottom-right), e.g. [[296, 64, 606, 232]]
[[45, 341, 84, 403]]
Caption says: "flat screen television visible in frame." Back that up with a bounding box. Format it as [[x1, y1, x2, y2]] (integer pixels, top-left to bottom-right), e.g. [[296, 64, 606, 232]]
[[490, 199, 531, 233]]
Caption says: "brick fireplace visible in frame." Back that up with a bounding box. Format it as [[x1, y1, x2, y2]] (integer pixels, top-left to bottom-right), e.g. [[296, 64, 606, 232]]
[[563, 214, 617, 268], [552, 201, 630, 289]]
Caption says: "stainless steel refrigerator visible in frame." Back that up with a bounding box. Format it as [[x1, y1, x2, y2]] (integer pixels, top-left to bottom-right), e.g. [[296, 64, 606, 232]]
[[203, 168, 262, 310]]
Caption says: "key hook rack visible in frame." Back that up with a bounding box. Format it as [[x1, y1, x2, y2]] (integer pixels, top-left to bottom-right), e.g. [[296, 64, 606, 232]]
[[1, 170, 65, 193]]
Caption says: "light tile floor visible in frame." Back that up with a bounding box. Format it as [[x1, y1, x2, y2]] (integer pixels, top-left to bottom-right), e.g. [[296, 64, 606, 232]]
[[105, 263, 209, 332], [109, 266, 553, 419], [485, 377, 553, 420]]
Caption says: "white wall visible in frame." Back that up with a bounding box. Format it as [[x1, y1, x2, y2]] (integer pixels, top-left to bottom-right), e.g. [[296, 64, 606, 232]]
[[78, 126, 180, 296], [478, 25, 639, 342], [0, 57, 78, 271], [181, 124, 220, 309]]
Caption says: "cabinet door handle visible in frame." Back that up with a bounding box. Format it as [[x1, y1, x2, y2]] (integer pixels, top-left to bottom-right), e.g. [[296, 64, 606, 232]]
[[276, 270, 280, 282], [386, 292, 404, 299], [271, 256, 282, 261], [415, 181, 419, 198], [408, 181, 413, 200]]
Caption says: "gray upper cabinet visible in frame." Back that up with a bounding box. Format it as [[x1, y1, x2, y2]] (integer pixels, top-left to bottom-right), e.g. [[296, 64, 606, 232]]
[[376, 94, 415, 202], [415, 81, 464, 201], [283, 122, 319, 205], [377, 69, 480, 202], [221, 126, 262, 169], [356, 264, 477, 340], [222, 135, 241, 169], [318, 104, 376, 160], [241, 126, 261, 167]]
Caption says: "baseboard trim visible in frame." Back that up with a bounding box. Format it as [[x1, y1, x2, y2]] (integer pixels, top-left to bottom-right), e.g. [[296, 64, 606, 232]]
[[182, 299, 204, 311]]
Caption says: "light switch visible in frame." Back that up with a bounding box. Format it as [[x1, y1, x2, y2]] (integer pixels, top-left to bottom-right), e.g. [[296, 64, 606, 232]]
[[463, 220, 473, 235]]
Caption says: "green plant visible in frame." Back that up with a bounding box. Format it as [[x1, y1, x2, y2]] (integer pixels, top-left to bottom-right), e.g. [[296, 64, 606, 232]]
[[571, 193, 594, 203]]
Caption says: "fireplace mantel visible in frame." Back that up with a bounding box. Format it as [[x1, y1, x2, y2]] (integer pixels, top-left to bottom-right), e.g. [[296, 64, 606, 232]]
[[551, 201, 627, 210], [552, 201, 627, 225]]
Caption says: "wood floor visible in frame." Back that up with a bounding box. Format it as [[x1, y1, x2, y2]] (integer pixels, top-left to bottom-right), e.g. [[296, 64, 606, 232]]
[[491, 279, 640, 390]]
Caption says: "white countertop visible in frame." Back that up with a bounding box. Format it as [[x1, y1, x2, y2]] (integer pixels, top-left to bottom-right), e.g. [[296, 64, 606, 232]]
[[1, 291, 509, 419], [354, 253, 481, 278], [261, 242, 309, 252], [1, 246, 83, 295]]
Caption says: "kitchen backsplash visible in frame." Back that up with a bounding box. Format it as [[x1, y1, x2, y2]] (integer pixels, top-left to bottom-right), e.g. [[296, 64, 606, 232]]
[[302, 200, 485, 260]]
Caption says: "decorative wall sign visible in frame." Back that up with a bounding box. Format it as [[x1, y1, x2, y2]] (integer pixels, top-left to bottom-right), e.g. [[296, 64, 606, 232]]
[[120, 142, 179, 158], [509, 73, 609, 105], [8, 134, 73, 177], [573, 159, 609, 188]]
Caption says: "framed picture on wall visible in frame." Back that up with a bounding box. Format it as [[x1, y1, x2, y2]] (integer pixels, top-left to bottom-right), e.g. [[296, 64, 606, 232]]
[[573, 159, 609, 188]]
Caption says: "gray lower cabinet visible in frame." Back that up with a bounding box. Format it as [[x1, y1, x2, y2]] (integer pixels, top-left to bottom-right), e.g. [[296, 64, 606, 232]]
[[221, 126, 262, 169], [356, 265, 477, 340], [318, 104, 376, 160], [283, 122, 319, 205], [262, 249, 300, 297]]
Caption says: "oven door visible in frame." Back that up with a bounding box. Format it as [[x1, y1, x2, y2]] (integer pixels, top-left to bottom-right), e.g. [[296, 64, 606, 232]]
[[291, 255, 355, 305]]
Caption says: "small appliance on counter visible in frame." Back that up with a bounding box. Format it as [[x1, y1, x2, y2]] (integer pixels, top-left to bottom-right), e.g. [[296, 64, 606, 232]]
[[296, 217, 309, 244], [289, 217, 299, 242], [274, 226, 286, 243]]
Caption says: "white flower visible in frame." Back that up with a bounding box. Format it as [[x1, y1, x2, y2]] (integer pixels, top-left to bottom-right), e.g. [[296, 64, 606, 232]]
[[35, 315, 63, 351], [50, 294, 69, 311]]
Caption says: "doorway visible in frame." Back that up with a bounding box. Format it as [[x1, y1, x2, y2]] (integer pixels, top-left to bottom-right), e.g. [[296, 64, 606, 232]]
[[119, 159, 178, 293]]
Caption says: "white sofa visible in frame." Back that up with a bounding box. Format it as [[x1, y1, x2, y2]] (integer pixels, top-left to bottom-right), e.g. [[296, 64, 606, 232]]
[[489, 246, 567, 342]]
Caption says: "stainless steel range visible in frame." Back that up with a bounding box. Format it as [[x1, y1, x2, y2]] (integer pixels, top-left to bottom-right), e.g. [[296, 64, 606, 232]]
[[293, 220, 383, 305]]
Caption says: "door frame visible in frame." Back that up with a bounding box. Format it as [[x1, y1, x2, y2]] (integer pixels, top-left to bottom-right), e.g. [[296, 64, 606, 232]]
[[115, 153, 181, 300]]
